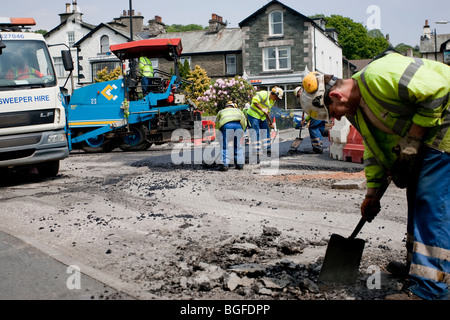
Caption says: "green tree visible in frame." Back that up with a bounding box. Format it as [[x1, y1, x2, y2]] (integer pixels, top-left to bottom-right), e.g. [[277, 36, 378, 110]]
[[312, 15, 390, 60], [183, 65, 212, 113], [178, 60, 191, 80], [166, 24, 206, 33], [34, 29, 48, 35], [394, 43, 421, 57]]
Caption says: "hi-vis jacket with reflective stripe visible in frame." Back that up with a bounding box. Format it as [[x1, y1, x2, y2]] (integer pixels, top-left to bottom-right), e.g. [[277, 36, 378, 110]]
[[215, 107, 248, 131], [349, 53, 450, 188], [248, 91, 276, 120], [139, 57, 154, 77]]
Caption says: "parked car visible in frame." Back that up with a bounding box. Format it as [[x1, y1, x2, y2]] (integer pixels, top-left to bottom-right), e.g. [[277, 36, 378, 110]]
[[269, 107, 302, 131]]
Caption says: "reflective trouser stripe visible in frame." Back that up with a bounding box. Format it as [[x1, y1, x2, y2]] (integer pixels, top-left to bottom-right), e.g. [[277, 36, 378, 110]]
[[410, 264, 450, 285], [410, 242, 450, 284]]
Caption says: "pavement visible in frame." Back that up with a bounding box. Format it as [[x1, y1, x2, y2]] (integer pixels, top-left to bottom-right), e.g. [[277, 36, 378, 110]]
[[0, 128, 363, 301]]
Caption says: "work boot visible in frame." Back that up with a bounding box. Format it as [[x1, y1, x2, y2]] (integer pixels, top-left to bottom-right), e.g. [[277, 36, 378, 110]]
[[386, 261, 410, 279], [235, 164, 244, 170], [313, 147, 323, 154], [385, 290, 422, 300], [217, 164, 229, 172]]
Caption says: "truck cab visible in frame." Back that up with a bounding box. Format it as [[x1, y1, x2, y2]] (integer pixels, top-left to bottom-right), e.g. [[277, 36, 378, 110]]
[[0, 18, 72, 177]]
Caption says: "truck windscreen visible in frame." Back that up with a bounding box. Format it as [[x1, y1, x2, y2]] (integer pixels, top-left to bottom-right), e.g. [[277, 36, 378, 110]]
[[0, 40, 56, 89]]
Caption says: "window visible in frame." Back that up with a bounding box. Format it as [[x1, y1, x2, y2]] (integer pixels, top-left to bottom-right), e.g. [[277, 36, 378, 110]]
[[269, 11, 283, 36], [100, 36, 110, 54], [67, 32, 75, 48], [226, 54, 237, 75], [180, 57, 191, 68], [92, 61, 121, 81], [53, 57, 66, 77], [263, 47, 291, 71]]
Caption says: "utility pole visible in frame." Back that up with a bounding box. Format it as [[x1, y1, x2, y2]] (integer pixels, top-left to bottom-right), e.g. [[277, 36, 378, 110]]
[[129, 0, 133, 42]]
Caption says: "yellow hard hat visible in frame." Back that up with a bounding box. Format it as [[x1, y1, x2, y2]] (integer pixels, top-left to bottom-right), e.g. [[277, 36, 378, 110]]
[[303, 72, 320, 94], [300, 72, 338, 122]]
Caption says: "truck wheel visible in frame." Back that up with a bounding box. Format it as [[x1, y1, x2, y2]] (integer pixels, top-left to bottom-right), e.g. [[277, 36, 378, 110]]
[[80, 133, 117, 153], [37, 160, 60, 178], [119, 126, 152, 152]]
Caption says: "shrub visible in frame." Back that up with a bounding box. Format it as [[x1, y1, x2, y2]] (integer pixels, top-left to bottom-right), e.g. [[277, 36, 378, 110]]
[[197, 76, 256, 115]]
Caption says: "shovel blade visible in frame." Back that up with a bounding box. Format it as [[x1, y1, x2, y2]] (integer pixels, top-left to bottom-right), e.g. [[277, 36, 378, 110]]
[[319, 234, 366, 285], [290, 138, 303, 150]]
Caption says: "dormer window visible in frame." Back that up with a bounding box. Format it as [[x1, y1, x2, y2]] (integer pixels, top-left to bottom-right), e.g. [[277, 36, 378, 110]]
[[269, 11, 283, 36]]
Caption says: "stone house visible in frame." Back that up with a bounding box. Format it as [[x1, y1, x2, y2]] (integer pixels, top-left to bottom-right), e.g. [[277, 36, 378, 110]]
[[238, 0, 342, 110]]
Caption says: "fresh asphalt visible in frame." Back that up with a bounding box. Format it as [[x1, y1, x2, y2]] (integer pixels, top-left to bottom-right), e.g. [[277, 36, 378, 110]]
[[0, 128, 363, 300]]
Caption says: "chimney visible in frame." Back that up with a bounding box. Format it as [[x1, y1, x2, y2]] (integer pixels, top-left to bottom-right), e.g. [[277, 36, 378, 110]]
[[209, 13, 227, 33], [406, 48, 413, 57], [59, 1, 83, 23], [148, 15, 166, 37], [423, 19, 432, 39]]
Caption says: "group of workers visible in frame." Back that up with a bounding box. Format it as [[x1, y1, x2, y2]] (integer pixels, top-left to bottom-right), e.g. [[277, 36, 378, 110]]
[[214, 52, 449, 301], [214, 83, 327, 171]]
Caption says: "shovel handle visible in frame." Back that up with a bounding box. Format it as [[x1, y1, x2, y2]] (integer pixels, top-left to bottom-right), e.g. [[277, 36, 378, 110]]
[[350, 218, 366, 239], [349, 177, 393, 239]]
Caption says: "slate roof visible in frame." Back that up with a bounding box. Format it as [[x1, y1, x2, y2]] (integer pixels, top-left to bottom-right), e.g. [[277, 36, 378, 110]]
[[154, 28, 242, 55]]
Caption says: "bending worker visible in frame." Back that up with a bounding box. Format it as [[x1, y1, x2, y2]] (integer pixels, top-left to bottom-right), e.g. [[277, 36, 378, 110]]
[[215, 101, 247, 171], [247, 87, 283, 156], [295, 86, 326, 154], [139, 56, 154, 96], [300, 52, 450, 300]]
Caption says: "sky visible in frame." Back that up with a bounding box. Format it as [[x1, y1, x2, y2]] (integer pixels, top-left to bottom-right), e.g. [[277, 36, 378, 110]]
[[4, 0, 450, 47]]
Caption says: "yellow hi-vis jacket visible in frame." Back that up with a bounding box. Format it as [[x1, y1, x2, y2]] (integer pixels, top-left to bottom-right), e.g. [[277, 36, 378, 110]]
[[247, 91, 276, 121], [349, 53, 450, 188], [215, 107, 248, 131], [139, 57, 154, 78]]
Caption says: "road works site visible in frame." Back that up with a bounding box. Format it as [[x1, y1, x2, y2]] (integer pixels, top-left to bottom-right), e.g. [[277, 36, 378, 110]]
[[0, 130, 410, 301]]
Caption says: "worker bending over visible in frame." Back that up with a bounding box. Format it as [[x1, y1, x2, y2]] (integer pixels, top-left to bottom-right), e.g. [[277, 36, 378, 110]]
[[215, 101, 247, 171], [300, 52, 450, 300]]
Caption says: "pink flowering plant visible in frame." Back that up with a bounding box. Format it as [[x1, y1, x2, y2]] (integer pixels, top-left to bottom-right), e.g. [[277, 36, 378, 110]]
[[198, 76, 256, 115]]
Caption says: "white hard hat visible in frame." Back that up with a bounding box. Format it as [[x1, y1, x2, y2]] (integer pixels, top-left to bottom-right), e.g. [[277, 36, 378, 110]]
[[294, 86, 302, 97], [271, 87, 284, 100], [300, 72, 337, 122]]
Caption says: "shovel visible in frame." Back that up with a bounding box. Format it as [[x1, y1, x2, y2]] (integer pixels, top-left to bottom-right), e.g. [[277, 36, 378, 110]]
[[289, 124, 304, 153], [319, 178, 392, 284]]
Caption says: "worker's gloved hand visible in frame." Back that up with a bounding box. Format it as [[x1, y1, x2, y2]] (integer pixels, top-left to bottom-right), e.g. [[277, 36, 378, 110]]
[[391, 134, 423, 189], [361, 190, 381, 223], [395, 134, 422, 163]]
